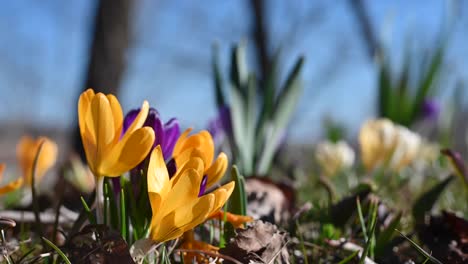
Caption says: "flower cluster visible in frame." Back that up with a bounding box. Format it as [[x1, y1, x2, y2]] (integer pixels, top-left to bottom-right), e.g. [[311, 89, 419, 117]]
[[359, 118, 421, 172], [76, 88, 249, 259]]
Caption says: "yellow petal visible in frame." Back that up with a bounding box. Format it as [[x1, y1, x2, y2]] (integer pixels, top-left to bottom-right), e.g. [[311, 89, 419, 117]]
[[107, 94, 123, 143], [16, 136, 57, 185], [173, 128, 193, 156], [171, 156, 204, 186], [100, 127, 155, 176], [147, 146, 170, 195], [209, 211, 253, 228], [0, 177, 23, 195], [205, 152, 228, 188], [34, 137, 58, 184], [16, 136, 34, 181], [121, 100, 149, 142], [174, 147, 204, 170], [161, 168, 202, 217], [152, 193, 214, 242], [78, 89, 95, 137], [209, 181, 234, 214], [176, 131, 214, 170], [89, 93, 115, 165], [0, 163, 5, 182], [148, 192, 165, 234]]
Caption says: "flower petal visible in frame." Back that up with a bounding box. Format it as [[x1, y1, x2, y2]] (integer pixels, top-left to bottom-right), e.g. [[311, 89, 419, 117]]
[[0, 177, 23, 195], [162, 118, 180, 158], [171, 156, 204, 186], [147, 146, 170, 195], [209, 181, 234, 214], [173, 128, 192, 156], [0, 163, 5, 182], [160, 168, 202, 217], [78, 89, 95, 137], [34, 137, 58, 184], [121, 101, 149, 141], [153, 193, 214, 242], [90, 93, 115, 163], [107, 94, 123, 143], [100, 127, 155, 176], [205, 152, 228, 188]]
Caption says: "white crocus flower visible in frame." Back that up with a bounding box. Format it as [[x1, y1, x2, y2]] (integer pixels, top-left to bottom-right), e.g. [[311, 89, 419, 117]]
[[315, 140, 355, 177]]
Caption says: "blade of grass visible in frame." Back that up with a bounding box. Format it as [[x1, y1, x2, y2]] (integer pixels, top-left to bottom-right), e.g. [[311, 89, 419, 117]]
[[120, 188, 129, 242], [338, 250, 359, 264], [80, 196, 96, 225], [42, 237, 71, 264], [358, 201, 377, 264], [396, 230, 443, 264], [375, 212, 401, 256], [31, 141, 46, 239], [356, 197, 368, 241]]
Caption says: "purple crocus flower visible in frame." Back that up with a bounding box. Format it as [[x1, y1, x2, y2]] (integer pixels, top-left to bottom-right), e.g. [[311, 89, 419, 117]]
[[113, 107, 180, 194], [123, 107, 180, 160], [207, 105, 232, 145], [421, 99, 440, 120]]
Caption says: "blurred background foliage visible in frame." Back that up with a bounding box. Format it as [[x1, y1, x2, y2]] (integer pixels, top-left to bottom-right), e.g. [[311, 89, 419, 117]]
[[1, 0, 468, 150]]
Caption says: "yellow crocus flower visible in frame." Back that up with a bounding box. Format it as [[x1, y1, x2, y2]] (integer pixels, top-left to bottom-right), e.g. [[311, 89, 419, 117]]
[[172, 128, 228, 189], [0, 164, 23, 195], [16, 136, 57, 186], [147, 146, 234, 243], [78, 88, 155, 177]]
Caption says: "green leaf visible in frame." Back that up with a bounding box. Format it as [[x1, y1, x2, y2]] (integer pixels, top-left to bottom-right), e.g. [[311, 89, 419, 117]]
[[230, 43, 248, 94], [375, 212, 402, 257], [30, 140, 46, 238], [338, 250, 359, 264], [80, 196, 96, 225], [257, 57, 304, 174], [378, 61, 394, 119], [230, 82, 248, 174], [412, 175, 454, 223], [104, 179, 119, 229], [120, 188, 129, 242], [42, 237, 72, 264], [212, 43, 225, 108], [229, 166, 247, 216], [257, 51, 280, 134], [356, 198, 368, 242], [358, 202, 378, 264], [410, 44, 444, 122]]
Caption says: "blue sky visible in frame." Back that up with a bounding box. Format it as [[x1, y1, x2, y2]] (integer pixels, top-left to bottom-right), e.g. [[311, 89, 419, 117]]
[[0, 0, 467, 141]]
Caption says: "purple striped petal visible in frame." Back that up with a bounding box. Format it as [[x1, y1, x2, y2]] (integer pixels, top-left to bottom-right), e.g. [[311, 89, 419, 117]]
[[198, 175, 208, 197], [166, 158, 177, 179], [161, 118, 180, 158], [122, 109, 140, 137]]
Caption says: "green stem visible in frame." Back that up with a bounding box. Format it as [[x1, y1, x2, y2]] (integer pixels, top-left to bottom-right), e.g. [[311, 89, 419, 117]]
[[95, 176, 104, 224]]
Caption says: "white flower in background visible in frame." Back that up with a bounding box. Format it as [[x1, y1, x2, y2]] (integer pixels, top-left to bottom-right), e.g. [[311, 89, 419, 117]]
[[315, 140, 355, 177], [359, 118, 423, 172], [359, 118, 399, 171], [389, 126, 422, 171]]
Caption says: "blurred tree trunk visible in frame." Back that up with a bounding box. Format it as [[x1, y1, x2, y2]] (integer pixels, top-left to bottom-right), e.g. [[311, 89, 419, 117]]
[[249, 0, 272, 83], [72, 0, 133, 157]]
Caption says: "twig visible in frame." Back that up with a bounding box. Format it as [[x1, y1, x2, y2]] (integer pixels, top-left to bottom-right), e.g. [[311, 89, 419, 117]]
[[0, 208, 78, 226]]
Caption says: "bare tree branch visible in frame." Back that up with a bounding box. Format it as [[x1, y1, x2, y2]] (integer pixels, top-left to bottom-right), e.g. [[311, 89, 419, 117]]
[[348, 0, 383, 62]]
